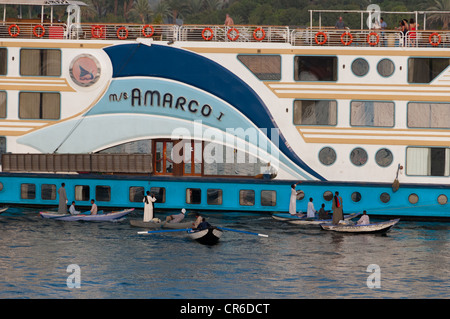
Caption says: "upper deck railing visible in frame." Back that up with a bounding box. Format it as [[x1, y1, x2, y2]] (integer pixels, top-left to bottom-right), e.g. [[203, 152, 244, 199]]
[[1, 21, 449, 48]]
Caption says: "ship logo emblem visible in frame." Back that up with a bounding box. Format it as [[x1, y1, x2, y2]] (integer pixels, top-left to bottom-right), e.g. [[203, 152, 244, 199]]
[[69, 54, 101, 87]]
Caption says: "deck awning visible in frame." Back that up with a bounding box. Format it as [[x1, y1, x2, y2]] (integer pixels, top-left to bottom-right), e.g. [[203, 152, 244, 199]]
[[0, 1, 86, 6]]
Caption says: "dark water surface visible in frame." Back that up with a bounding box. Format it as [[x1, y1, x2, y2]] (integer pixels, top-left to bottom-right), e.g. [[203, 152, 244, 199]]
[[0, 208, 448, 299]]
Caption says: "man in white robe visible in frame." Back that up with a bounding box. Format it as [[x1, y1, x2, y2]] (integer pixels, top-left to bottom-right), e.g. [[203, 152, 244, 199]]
[[58, 183, 68, 213], [143, 191, 157, 222], [307, 197, 317, 218]]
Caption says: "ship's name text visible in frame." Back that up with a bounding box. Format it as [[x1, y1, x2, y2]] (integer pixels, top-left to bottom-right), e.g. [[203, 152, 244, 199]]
[[109, 88, 225, 121]]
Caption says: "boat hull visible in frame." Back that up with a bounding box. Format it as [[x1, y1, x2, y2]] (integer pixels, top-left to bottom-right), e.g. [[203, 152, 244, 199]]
[[187, 227, 223, 245], [273, 212, 359, 225], [319, 219, 400, 234], [40, 208, 134, 221], [129, 219, 161, 229]]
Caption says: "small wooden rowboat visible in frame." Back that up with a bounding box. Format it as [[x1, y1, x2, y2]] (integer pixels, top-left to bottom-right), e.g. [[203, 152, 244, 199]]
[[187, 227, 223, 245], [40, 208, 134, 221], [272, 212, 359, 225], [319, 219, 400, 234], [129, 219, 193, 229]]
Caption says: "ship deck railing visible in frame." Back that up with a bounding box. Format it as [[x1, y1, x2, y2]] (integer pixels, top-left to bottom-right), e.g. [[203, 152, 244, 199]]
[[0, 21, 449, 48]]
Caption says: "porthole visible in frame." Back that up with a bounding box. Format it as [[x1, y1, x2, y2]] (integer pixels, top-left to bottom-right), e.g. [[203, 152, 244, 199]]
[[437, 194, 448, 205], [350, 147, 368, 166], [375, 148, 393, 167], [351, 58, 369, 77], [380, 192, 390, 203], [323, 191, 333, 201], [351, 192, 361, 202], [408, 193, 419, 204], [377, 59, 395, 77], [319, 147, 337, 166]]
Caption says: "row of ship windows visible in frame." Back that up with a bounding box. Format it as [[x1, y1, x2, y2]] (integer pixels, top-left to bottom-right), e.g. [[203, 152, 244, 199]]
[[239, 55, 450, 83], [19, 183, 449, 207], [19, 184, 278, 207], [0, 48, 447, 84], [320, 146, 450, 177], [298, 190, 448, 205], [293, 100, 450, 129]]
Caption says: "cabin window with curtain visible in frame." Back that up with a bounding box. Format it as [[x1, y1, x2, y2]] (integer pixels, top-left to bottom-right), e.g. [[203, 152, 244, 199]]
[[295, 56, 337, 81], [0, 91, 6, 118], [407, 102, 450, 128], [237, 55, 281, 80], [19, 92, 60, 119], [406, 147, 450, 176], [0, 48, 7, 75], [408, 58, 450, 83], [20, 49, 61, 76], [350, 101, 394, 127], [293, 100, 337, 125]]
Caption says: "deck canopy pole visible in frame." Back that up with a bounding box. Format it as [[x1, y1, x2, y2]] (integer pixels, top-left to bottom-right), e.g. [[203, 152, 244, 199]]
[[3, 4, 5, 24], [41, 5, 44, 23]]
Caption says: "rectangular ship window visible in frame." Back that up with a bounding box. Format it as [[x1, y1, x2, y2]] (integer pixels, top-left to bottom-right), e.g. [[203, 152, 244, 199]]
[[96, 185, 111, 202], [406, 147, 450, 176], [408, 102, 450, 128], [75, 185, 90, 201], [408, 58, 450, 83], [0, 91, 6, 118], [261, 190, 276, 206], [19, 92, 60, 119], [351, 101, 394, 127], [239, 189, 255, 206], [21, 183, 36, 199], [237, 55, 281, 80], [186, 188, 201, 204], [293, 100, 337, 125], [41, 184, 56, 200], [129, 186, 144, 202], [294, 56, 337, 81], [150, 187, 166, 203], [20, 49, 61, 76], [207, 189, 223, 205], [0, 48, 6, 75]]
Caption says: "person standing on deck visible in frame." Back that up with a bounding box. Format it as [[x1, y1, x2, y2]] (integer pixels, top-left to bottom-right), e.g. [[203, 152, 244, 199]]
[[224, 14, 234, 26], [332, 191, 343, 224], [143, 191, 157, 222], [289, 182, 303, 216], [57, 183, 68, 213], [306, 197, 317, 218]]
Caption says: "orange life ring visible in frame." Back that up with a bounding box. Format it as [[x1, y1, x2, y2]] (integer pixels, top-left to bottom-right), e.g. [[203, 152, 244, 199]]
[[340, 32, 353, 46], [8, 24, 20, 38], [253, 27, 265, 41], [33, 24, 45, 38], [367, 32, 379, 46], [91, 25, 104, 38], [117, 26, 128, 40], [202, 27, 214, 41], [142, 25, 154, 38], [314, 31, 327, 45], [227, 27, 239, 41], [429, 32, 441, 46]]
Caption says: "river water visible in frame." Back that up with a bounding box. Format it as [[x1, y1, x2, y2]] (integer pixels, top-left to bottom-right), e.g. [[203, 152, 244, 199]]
[[0, 207, 448, 299]]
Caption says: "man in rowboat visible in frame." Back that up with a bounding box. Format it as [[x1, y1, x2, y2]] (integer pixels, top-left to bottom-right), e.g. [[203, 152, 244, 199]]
[[165, 208, 186, 223], [356, 211, 370, 225], [90, 199, 98, 215]]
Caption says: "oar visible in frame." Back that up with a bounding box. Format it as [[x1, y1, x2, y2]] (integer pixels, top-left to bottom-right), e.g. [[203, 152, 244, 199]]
[[217, 227, 269, 238], [138, 228, 192, 235]]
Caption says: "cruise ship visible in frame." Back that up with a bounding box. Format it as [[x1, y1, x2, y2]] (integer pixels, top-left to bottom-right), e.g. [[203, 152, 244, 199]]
[[0, 1, 449, 220]]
